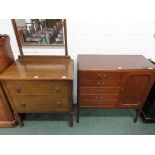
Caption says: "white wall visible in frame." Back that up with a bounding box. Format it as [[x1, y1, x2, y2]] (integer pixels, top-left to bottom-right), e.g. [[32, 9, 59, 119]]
[[1, 19, 155, 103]]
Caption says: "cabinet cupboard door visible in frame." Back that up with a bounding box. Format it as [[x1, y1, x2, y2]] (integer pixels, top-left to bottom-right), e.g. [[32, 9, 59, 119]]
[[120, 72, 155, 107]]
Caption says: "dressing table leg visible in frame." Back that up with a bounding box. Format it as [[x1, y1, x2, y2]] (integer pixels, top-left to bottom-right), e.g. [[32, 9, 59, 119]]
[[68, 111, 73, 127], [14, 112, 24, 127], [77, 108, 80, 123], [133, 109, 142, 123]]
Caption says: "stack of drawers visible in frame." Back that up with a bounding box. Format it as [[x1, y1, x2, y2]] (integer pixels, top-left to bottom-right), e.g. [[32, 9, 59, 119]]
[[4, 81, 71, 113], [79, 71, 124, 107], [0, 56, 73, 127]]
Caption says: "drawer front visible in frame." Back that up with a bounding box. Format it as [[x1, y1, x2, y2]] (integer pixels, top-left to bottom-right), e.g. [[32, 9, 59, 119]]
[[80, 87, 121, 94], [5, 81, 68, 96], [79, 80, 122, 87], [79, 71, 124, 80], [12, 96, 69, 113], [80, 101, 117, 107], [79, 94, 119, 101]]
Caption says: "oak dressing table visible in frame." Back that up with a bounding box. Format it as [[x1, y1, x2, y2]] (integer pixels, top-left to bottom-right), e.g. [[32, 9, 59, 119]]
[[0, 20, 74, 127]]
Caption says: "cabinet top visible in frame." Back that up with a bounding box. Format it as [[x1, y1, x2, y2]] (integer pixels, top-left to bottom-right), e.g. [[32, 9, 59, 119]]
[[0, 56, 73, 80], [78, 55, 155, 70]]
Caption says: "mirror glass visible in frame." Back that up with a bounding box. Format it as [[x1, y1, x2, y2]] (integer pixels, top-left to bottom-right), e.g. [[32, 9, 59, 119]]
[[14, 19, 64, 46]]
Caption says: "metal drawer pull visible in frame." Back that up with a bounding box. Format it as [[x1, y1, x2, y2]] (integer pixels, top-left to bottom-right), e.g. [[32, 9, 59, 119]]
[[16, 87, 21, 93], [55, 87, 61, 93], [96, 89, 99, 93], [21, 102, 26, 108], [57, 102, 62, 107], [98, 74, 102, 78], [102, 74, 106, 77]]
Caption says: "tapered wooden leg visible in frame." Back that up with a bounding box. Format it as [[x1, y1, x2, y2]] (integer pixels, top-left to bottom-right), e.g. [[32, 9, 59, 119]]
[[77, 107, 80, 123], [68, 112, 73, 127], [133, 109, 142, 123], [14, 112, 24, 127]]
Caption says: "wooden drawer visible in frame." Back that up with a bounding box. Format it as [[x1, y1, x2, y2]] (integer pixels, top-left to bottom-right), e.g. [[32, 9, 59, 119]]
[[79, 80, 122, 87], [12, 95, 69, 113], [79, 94, 119, 101], [79, 71, 124, 80], [5, 81, 68, 96], [79, 87, 121, 94], [80, 101, 117, 107]]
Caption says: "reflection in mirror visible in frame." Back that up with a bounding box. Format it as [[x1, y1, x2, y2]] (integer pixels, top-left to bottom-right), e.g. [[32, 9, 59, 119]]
[[14, 19, 64, 46]]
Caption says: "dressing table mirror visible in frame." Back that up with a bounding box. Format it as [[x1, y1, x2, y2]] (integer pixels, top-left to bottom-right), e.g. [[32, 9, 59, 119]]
[[0, 19, 74, 127]]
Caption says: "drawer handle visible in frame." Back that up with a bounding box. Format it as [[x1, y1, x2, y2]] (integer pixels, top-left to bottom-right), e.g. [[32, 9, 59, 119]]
[[55, 87, 61, 93], [57, 102, 62, 107], [97, 82, 100, 85], [98, 74, 102, 78], [16, 87, 21, 93], [102, 74, 106, 78], [96, 89, 100, 93], [21, 102, 26, 108]]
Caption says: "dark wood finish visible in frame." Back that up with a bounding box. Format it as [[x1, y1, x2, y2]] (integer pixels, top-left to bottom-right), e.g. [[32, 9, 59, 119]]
[[78, 55, 155, 70], [77, 55, 155, 123], [0, 35, 17, 127], [79, 71, 124, 80], [0, 56, 73, 127], [79, 94, 119, 101], [80, 87, 121, 94], [79, 80, 122, 87]]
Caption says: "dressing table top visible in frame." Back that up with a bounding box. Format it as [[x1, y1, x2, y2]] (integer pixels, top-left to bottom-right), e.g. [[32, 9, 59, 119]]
[[0, 56, 73, 80]]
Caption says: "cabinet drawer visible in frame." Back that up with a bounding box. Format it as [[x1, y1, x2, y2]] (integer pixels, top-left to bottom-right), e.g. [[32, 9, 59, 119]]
[[12, 96, 69, 113], [79, 71, 124, 80], [79, 87, 121, 94], [5, 81, 68, 96], [79, 80, 122, 87], [80, 101, 117, 107], [79, 94, 119, 101]]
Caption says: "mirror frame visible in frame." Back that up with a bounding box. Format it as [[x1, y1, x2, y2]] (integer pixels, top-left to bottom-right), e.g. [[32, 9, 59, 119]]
[[11, 19, 68, 56]]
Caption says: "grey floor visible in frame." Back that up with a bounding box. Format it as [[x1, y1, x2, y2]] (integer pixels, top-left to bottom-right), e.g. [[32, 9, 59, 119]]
[[0, 108, 155, 135]]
